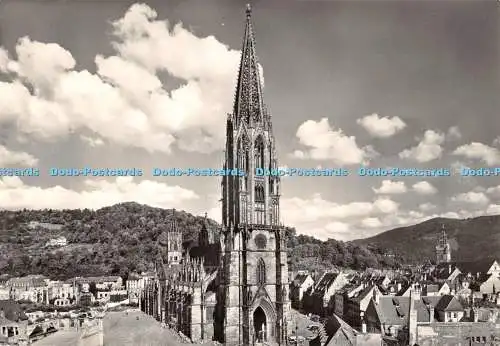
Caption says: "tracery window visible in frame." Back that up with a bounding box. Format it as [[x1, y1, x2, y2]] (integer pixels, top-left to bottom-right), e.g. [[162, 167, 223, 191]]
[[255, 136, 265, 170], [256, 258, 266, 285], [255, 185, 265, 203]]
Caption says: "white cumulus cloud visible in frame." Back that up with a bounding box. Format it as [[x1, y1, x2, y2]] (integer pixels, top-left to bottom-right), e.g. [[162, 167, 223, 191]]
[[486, 204, 500, 215], [450, 191, 489, 206], [0, 176, 199, 210], [356, 113, 406, 138], [453, 142, 500, 165], [0, 3, 244, 154], [293, 118, 377, 165], [0, 145, 38, 166], [486, 185, 500, 197], [373, 180, 407, 194], [412, 181, 437, 195], [399, 130, 445, 162]]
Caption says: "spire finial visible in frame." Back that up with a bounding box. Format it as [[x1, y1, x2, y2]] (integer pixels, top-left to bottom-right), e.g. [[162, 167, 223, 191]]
[[246, 4, 252, 17]]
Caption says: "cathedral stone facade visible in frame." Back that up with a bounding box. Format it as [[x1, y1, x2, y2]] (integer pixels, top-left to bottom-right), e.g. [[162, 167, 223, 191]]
[[141, 5, 291, 345]]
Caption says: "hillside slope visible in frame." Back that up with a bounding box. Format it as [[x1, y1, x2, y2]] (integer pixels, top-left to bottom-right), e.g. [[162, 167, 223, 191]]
[[0, 203, 399, 279], [352, 216, 500, 264]]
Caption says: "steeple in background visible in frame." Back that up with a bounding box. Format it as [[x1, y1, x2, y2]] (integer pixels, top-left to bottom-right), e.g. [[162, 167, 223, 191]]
[[436, 224, 452, 264]]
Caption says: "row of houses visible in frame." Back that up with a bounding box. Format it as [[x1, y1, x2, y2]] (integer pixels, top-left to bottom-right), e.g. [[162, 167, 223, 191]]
[[290, 260, 500, 345], [0, 274, 126, 307]]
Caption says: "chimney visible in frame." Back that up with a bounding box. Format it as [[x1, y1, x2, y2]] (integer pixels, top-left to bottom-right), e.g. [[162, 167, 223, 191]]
[[429, 306, 434, 323], [373, 289, 380, 304], [408, 291, 418, 345], [448, 264, 452, 274]]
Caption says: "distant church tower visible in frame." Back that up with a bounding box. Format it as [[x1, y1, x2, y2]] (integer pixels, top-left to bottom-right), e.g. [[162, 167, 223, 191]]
[[198, 212, 211, 247], [161, 209, 182, 265], [217, 4, 290, 345], [436, 224, 451, 264]]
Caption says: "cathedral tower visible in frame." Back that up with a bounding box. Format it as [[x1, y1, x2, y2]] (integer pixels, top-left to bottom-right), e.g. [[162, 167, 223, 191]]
[[436, 224, 451, 264], [217, 5, 290, 345], [162, 209, 182, 265]]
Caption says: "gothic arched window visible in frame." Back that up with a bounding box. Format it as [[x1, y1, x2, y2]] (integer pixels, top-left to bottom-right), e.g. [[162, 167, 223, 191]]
[[237, 140, 245, 171], [255, 136, 265, 170], [256, 258, 266, 285], [255, 185, 265, 203]]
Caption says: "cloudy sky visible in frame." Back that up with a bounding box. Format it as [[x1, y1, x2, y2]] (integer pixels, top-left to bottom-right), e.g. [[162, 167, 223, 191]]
[[0, 0, 498, 241]]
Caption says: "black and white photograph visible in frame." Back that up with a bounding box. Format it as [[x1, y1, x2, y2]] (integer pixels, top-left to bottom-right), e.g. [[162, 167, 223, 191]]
[[0, 0, 499, 345]]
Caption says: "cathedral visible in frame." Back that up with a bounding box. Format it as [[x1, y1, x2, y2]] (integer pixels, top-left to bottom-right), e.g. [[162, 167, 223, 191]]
[[141, 5, 291, 345]]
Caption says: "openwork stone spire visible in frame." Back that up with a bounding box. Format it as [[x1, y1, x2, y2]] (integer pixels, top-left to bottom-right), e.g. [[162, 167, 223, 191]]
[[233, 3, 265, 127], [169, 208, 178, 233]]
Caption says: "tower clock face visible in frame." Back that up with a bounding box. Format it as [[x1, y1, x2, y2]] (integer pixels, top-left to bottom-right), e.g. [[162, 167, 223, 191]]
[[254, 234, 267, 249]]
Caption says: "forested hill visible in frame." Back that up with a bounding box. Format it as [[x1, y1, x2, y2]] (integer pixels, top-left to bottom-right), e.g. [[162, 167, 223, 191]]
[[352, 215, 500, 265], [0, 202, 401, 279]]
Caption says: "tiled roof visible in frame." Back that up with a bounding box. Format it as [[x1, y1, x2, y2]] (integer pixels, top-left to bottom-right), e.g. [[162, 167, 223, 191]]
[[351, 285, 375, 303], [434, 295, 463, 312], [421, 296, 441, 307], [338, 282, 362, 296], [373, 296, 435, 325], [314, 272, 338, 295], [293, 273, 310, 286], [324, 314, 357, 345]]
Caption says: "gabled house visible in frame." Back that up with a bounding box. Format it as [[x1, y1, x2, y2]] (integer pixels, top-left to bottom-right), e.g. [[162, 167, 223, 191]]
[[486, 260, 500, 277], [290, 272, 314, 310], [398, 283, 423, 298], [477, 260, 500, 295], [344, 285, 381, 331], [331, 282, 364, 318], [364, 293, 465, 340], [479, 274, 500, 295], [324, 314, 357, 346], [365, 294, 430, 338], [309, 314, 358, 346], [433, 295, 464, 322], [307, 271, 350, 317]]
